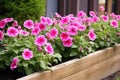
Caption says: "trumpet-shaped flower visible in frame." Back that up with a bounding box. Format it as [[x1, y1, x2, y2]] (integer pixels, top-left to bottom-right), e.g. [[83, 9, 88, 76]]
[[0, 30, 4, 41], [23, 20, 34, 29], [68, 26, 78, 36], [45, 43, 54, 55], [60, 32, 70, 41], [0, 20, 6, 28], [49, 28, 58, 39], [78, 24, 86, 31], [10, 57, 19, 70], [22, 49, 33, 60], [31, 27, 40, 35], [62, 37, 73, 47], [19, 30, 29, 36], [37, 22, 46, 31], [110, 20, 118, 28], [7, 27, 19, 37], [88, 30, 96, 41], [35, 35, 47, 46], [101, 15, 109, 22]]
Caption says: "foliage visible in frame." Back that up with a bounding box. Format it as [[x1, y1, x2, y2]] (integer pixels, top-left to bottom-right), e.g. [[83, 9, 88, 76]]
[[0, 9, 120, 75], [0, 0, 46, 25]]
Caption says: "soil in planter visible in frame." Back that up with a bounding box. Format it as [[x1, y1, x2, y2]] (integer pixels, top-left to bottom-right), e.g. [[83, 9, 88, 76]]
[[102, 70, 120, 80], [0, 68, 26, 80]]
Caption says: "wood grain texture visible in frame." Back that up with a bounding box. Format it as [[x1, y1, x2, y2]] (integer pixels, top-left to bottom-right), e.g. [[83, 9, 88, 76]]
[[17, 44, 120, 80]]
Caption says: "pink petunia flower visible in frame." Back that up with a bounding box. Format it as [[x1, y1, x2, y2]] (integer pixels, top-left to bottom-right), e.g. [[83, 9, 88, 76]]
[[31, 27, 40, 36], [7, 27, 19, 37], [92, 17, 99, 22], [46, 17, 53, 26], [68, 26, 78, 36], [101, 15, 109, 22], [40, 16, 47, 23], [99, 5, 105, 11], [4, 18, 13, 23], [0, 30, 4, 41], [12, 20, 18, 27], [110, 13, 116, 19], [0, 20, 6, 28], [62, 37, 73, 47], [37, 22, 46, 31], [110, 20, 118, 28], [22, 49, 33, 60], [60, 32, 70, 41], [35, 35, 47, 46], [88, 29, 96, 41], [45, 43, 54, 55], [49, 28, 58, 39], [23, 20, 34, 29], [37, 46, 42, 52], [18, 26, 22, 31], [10, 57, 19, 70], [60, 17, 69, 25], [89, 11, 96, 17], [46, 33, 52, 39], [19, 30, 29, 36], [55, 12, 62, 18], [78, 24, 86, 31], [77, 11, 86, 18]]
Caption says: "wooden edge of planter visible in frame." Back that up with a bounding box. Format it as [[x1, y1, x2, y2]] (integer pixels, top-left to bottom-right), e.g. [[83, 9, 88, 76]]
[[17, 44, 120, 80]]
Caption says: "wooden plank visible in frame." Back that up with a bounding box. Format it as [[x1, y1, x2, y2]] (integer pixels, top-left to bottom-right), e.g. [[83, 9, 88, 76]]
[[58, 0, 66, 16], [114, 0, 120, 14], [88, 0, 99, 15], [67, 0, 78, 15], [105, 0, 113, 14], [63, 52, 120, 80], [17, 44, 120, 80], [78, 0, 88, 14]]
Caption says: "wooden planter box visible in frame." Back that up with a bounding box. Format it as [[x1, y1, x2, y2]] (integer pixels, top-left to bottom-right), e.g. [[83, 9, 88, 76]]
[[17, 44, 120, 80]]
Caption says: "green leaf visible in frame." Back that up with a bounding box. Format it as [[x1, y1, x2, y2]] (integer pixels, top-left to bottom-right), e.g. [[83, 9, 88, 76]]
[[39, 60, 48, 69], [70, 51, 78, 57], [54, 53, 62, 61], [71, 45, 78, 48]]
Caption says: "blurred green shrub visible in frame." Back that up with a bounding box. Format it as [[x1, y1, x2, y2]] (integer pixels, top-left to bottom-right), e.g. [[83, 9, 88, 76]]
[[0, 0, 46, 24]]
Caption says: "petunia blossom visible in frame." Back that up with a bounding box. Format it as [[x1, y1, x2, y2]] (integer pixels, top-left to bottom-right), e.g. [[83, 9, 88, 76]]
[[37, 22, 46, 31], [19, 30, 29, 36], [60, 17, 69, 25], [7, 27, 19, 37], [31, 27, 40, 36], [40, 16, 47, 23], [78, 24, 86, 31], [60, 32, 70, 41], [101, 15, 109, 22], [89, 11, 96, 17], [35, 35, 47, 46], [46, 17, 53, 26], [10, 57, 19, 70], [23, 20, 34, 29], [12, 20, 18, 27], [110, 20, 118, 28], [88, 29, 96, 41], [77, 11, 86, 18], [45, 43, 54, 55], [0, 20, 6, 28], [62, 37, 73, 47], [99, 5, 105, 11], [0, 30, 4, 41], [49, 28, 58, 39], [4, 18, 13, 23], [22, 49, 33, 60], [68, 26, 78, 36]]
